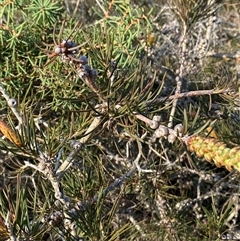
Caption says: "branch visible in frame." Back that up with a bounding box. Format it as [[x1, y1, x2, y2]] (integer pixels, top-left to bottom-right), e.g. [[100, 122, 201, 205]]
[[56, 115, 102, 179], [149, 88, 233, 105]]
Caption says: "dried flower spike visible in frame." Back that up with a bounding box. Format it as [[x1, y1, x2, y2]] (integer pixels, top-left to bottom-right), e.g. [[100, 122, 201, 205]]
[[0, 120, 22, 147]]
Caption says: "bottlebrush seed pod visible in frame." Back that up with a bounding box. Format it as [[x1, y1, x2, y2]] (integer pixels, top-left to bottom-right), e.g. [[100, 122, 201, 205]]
[[0, 120, 22, 147], [149, 120, 159, 129]]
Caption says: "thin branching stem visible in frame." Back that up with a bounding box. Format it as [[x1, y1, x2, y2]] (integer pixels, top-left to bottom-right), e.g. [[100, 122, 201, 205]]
[[151, 88, 233, 104]]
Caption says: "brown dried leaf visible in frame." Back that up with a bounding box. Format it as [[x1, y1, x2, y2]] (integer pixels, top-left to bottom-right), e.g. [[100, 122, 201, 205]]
[[0, 215, 9, 241], [0, 120, 22, 147]]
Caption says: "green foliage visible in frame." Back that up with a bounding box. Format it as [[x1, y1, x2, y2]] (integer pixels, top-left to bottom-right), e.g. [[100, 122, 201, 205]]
[[0, 0, 239, 240], [169, 0, 223, 32]]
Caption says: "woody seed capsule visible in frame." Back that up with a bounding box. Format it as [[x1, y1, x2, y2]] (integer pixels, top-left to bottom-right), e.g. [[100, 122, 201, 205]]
[[8, 98, 18, 108], [149, 120, 159, 129]]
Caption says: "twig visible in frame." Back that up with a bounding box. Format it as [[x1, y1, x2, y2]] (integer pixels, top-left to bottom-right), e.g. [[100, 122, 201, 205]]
[[168, 30, 187, 128], [79, 115, 102, 144], [150, 88, 232, 105], [56, 115, 102, 179], [75, 157, 137, 211], [206, 51, 240, 60], [56, 142, 83, 180]]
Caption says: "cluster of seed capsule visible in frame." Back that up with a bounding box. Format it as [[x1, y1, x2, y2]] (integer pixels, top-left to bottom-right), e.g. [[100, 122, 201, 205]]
[[76, 55, 98, 80], [54, 40, 78, 56], [54, 40, 98, 81], [149, 115, 184, 143]]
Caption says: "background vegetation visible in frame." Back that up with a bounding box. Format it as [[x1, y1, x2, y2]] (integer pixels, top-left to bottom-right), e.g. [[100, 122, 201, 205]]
[[0, 0, 239, 240]]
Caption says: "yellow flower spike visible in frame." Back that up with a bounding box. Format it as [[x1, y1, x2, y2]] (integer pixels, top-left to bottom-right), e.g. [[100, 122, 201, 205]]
[[195, 136, 204, 144], [224, 164, 233, 172], [187, 136, 197, 151], [204, 138, 212, 143], [196, 148, 206, 158], [229, 148, 237, 158], [0, 120, 22, 147], [237, 153, 240, 162], [211, 141, 225, 150], [234, 161, 240, 172], [216, 148, 230, 160], [195, 152, 203, 158], [188, 136, 198, 144], [204, 153, 213, 162], [202, 143, 211, 152], [231, 147, 240, 154], [224, 157, 237, 171], [190, 136, 205, 145], [186, 135, 240, 172], [205, 140, 215, 148], [188, 144, 195, 152], [222, 148, 231, 158], [213, 155, 225, 167]]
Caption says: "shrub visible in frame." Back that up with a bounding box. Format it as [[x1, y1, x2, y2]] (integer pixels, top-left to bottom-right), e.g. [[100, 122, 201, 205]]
[[0, 0, 239, 240]]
